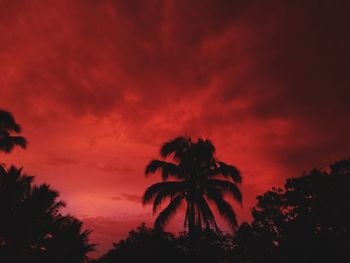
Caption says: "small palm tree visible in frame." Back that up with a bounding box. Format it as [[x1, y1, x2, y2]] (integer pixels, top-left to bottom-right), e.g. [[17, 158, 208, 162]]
[[142, 137, 242, 235], [0, 110, 27, 153]]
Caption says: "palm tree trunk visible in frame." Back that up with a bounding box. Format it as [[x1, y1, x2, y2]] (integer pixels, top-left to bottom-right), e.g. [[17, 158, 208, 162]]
[[187, 201, 201, 262], [188, 201, 196, 237]]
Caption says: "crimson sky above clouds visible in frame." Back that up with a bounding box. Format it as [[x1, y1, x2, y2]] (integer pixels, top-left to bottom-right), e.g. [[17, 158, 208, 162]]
[[1, 0, 349, 256]]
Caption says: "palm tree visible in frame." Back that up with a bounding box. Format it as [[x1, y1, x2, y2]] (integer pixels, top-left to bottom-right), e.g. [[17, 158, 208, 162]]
[[0, 109, 27, 153], [45, 216, 95, 263], [0, 165, 95, 262], [142, 137, 242, 236]]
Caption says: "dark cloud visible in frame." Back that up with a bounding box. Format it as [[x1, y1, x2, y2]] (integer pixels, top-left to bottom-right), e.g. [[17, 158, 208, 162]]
[[1, 0, 349, 256], [112, 193, 142, 203], [45, 157, 79, 166], [120, 193, 142, 203]]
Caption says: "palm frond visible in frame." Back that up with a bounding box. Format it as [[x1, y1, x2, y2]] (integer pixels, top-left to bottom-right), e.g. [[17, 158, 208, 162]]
[[197, 196, 218, 230], [0, 165, 33, 188], [152, 187, 184, 214], [145, 160, 179, 180], [197, 138, 216, 155], [184, 201, 189, 228], [210, 161, 242, 183], [206, 187, 238, 228], [0, 136, 27, 153], [142, 181, 186, 205], [154, 194, 183, 230], [48, 200, 66, 215], [31, 184, 66, 215], [207, 179, 242, 204], [11, 136, 27, 148], [0, 164, 6, 175], [0, 109, 21, 133], [160, 137, 190, 159]]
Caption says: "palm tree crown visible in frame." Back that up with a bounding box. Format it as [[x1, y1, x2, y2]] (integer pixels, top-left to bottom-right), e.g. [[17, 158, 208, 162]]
[[0, 109, 27, 153], [142, 137, 242, 235]]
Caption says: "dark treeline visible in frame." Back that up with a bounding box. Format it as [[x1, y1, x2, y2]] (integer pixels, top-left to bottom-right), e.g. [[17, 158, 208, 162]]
[[2, 109, 350, 263], [94, 159, 350, 263]]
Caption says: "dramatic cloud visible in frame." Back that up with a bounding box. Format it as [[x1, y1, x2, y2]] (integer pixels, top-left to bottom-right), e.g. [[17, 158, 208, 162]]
[[1, 0, 349, 256]]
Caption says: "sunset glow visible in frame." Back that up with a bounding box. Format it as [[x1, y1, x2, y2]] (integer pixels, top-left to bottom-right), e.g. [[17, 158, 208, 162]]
[[1, 0, 349, 256]]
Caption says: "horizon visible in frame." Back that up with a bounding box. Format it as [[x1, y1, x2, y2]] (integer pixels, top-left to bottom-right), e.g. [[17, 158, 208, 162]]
[[1, 0, 349, 257]]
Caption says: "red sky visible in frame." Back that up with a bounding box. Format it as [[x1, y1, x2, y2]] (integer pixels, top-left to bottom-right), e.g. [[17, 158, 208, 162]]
[[0, 0, 349, 257]]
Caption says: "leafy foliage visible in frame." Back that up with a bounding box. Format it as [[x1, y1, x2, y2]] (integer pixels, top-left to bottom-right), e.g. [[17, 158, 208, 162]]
[[94, 224, 232, 263], [230, 159, 350, 263], [95, 224, 182, 263], [0, 165, 95, 263]]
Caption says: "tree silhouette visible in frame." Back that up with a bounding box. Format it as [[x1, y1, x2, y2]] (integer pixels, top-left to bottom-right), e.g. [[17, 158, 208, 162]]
[[0, 165, 95, 263], [177, 228, 233, 263], [142, 137, 242, 235], [95, 223, 182, 263], [230, 159, 350, 263], [95, 223, 233, 263], [0, 110, 27, 153], [43, 216, 95, 263]]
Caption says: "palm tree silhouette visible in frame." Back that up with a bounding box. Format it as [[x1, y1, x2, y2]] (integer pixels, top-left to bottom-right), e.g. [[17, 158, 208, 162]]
[[0, 165, 94, 262], [0, 110, 27, 153], [45, 216, 95, 263], [143, 137, 242, 235]]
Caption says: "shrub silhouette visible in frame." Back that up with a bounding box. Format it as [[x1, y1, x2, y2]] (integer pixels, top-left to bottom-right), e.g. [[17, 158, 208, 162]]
[[177, 228, 233, 263], [94, 223, 182, 263], [94, 224, 232, 263], [230, 159, 350, 263], [0, 165, 95, 263]]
